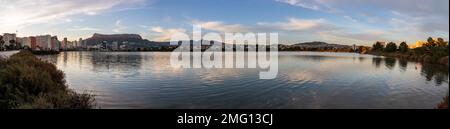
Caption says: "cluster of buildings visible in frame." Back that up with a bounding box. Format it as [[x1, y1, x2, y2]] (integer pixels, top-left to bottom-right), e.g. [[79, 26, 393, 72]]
[[61, 38, 85, 50], [1, 33, 84, 51]]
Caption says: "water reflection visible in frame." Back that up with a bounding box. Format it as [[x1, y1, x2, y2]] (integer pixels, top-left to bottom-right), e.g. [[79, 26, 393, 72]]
[[399, 60, 408, 72], [371, 57, 449, 86], [90, 52, 143, 72], [372, 57, 383, 68], [37, 52, 448, 109], [419, 63, 449, 86], [384, 58, 396, 70]]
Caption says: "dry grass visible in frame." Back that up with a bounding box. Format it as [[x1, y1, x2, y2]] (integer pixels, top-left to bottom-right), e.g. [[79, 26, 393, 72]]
[[437, 95, 448, 109], [0, 51, 96, 109]]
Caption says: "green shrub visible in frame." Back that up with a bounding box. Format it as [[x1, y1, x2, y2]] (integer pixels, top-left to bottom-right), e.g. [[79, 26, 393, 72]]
[[399, 42, 409, 53], [372, 41, 384, 51], [0, 51, 95, 109], [384, 42, 397, 52]]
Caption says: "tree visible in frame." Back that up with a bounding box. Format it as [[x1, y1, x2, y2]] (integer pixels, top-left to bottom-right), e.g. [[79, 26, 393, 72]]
[[399, 41, 409, 53], [425, 37, 437, 48], [0, 36, 4, 50], [358, 46, 369, 54], [437, 38, 448, 47], [384, 42, 397, 52], [372, 41, 384, 51]]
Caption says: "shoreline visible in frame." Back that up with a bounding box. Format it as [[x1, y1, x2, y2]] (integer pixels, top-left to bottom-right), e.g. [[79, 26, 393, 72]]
[[34, 50, 449, 66], [0, 50, 20, 58], [367, 51, 449, 66]]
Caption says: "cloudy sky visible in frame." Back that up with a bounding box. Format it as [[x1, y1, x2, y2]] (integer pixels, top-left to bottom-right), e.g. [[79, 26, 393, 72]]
[[0, 0, 448, 45]]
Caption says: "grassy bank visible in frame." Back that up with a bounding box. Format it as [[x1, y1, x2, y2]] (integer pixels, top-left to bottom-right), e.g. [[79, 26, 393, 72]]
[[0, 51, 95, 109]]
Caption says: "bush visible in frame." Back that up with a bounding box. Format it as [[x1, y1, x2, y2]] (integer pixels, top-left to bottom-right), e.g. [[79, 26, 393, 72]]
[[399, 42, 409, 53], [384, 42, 397, 52], [372, 41, 384, 51], [0, 51, 95, 109]]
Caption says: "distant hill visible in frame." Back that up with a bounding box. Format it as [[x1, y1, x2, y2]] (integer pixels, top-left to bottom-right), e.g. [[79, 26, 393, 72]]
[[84, 33, 171, 47], [293, 41, 351, 49]]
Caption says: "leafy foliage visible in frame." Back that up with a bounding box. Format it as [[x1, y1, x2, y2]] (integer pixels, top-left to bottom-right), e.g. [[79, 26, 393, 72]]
[[384, 42, 397, 52], [0, 51, 95, 109], [398, 42, 409, 53], [372, 41, 384, 51]]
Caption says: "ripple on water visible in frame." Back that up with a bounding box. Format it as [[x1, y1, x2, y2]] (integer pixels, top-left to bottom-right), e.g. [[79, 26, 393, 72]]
[[37, 52, 449, 109]]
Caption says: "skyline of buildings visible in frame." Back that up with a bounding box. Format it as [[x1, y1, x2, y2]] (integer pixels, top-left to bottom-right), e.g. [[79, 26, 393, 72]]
[[2, 33, 82, 51], [1, 0, 448, 46]]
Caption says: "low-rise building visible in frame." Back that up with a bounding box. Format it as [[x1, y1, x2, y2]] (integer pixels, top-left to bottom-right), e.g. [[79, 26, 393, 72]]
[[3, 33, 16, 46]]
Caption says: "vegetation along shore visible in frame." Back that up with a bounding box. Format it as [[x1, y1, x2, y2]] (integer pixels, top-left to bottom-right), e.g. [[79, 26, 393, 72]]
[[368, 37, 449, 66], [0, 51, 95, 109]]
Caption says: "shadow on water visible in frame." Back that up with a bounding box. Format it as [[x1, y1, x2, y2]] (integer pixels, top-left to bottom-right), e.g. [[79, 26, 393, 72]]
[[372, 57, 449, 86], [90, 52, 143, 72], [399, 59, 408, 72], [372, 57, 383, 68], [384, 58, 396, 70], [420, 63, 449, 86]]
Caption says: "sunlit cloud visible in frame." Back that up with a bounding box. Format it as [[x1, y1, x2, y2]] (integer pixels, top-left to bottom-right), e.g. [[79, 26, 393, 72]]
[[67, 26, 101, 31], [192, 20, 249, 33], [113, 20, 127, 33], [149, 26, 187, 41], [257, 18, 337, 31], [274, 0, 449, 34], [0, 0, 145, 32]]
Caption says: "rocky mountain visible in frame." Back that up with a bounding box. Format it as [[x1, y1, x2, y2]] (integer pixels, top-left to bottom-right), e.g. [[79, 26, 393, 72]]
[[84, 33, 171, 47], [293, 41, 351, 49]]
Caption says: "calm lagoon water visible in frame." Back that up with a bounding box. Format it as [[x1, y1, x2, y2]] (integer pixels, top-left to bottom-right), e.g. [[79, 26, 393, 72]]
[[38, 52, 449, 109]]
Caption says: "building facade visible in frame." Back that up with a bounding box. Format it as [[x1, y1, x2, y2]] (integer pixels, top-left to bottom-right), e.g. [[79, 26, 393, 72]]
[[36, 35, 51, 50], [2, 33, 16, 46]]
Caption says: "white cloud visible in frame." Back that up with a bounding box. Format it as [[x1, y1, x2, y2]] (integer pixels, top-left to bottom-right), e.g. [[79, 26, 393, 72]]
[[276, 0, 448, 16], [67, 26, 101, 31], [275, 0, 449, 44], [319, 29, 393, 44], [343, 15, 358, 23], [275, 0, 449, 33], [257, 18, 337, 31], [192, 20, 248, 32], [149, 26, 186, 41], [0, 0, 145, 32], [275, 0, 333, 12], [112, 20, 127, 33]]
